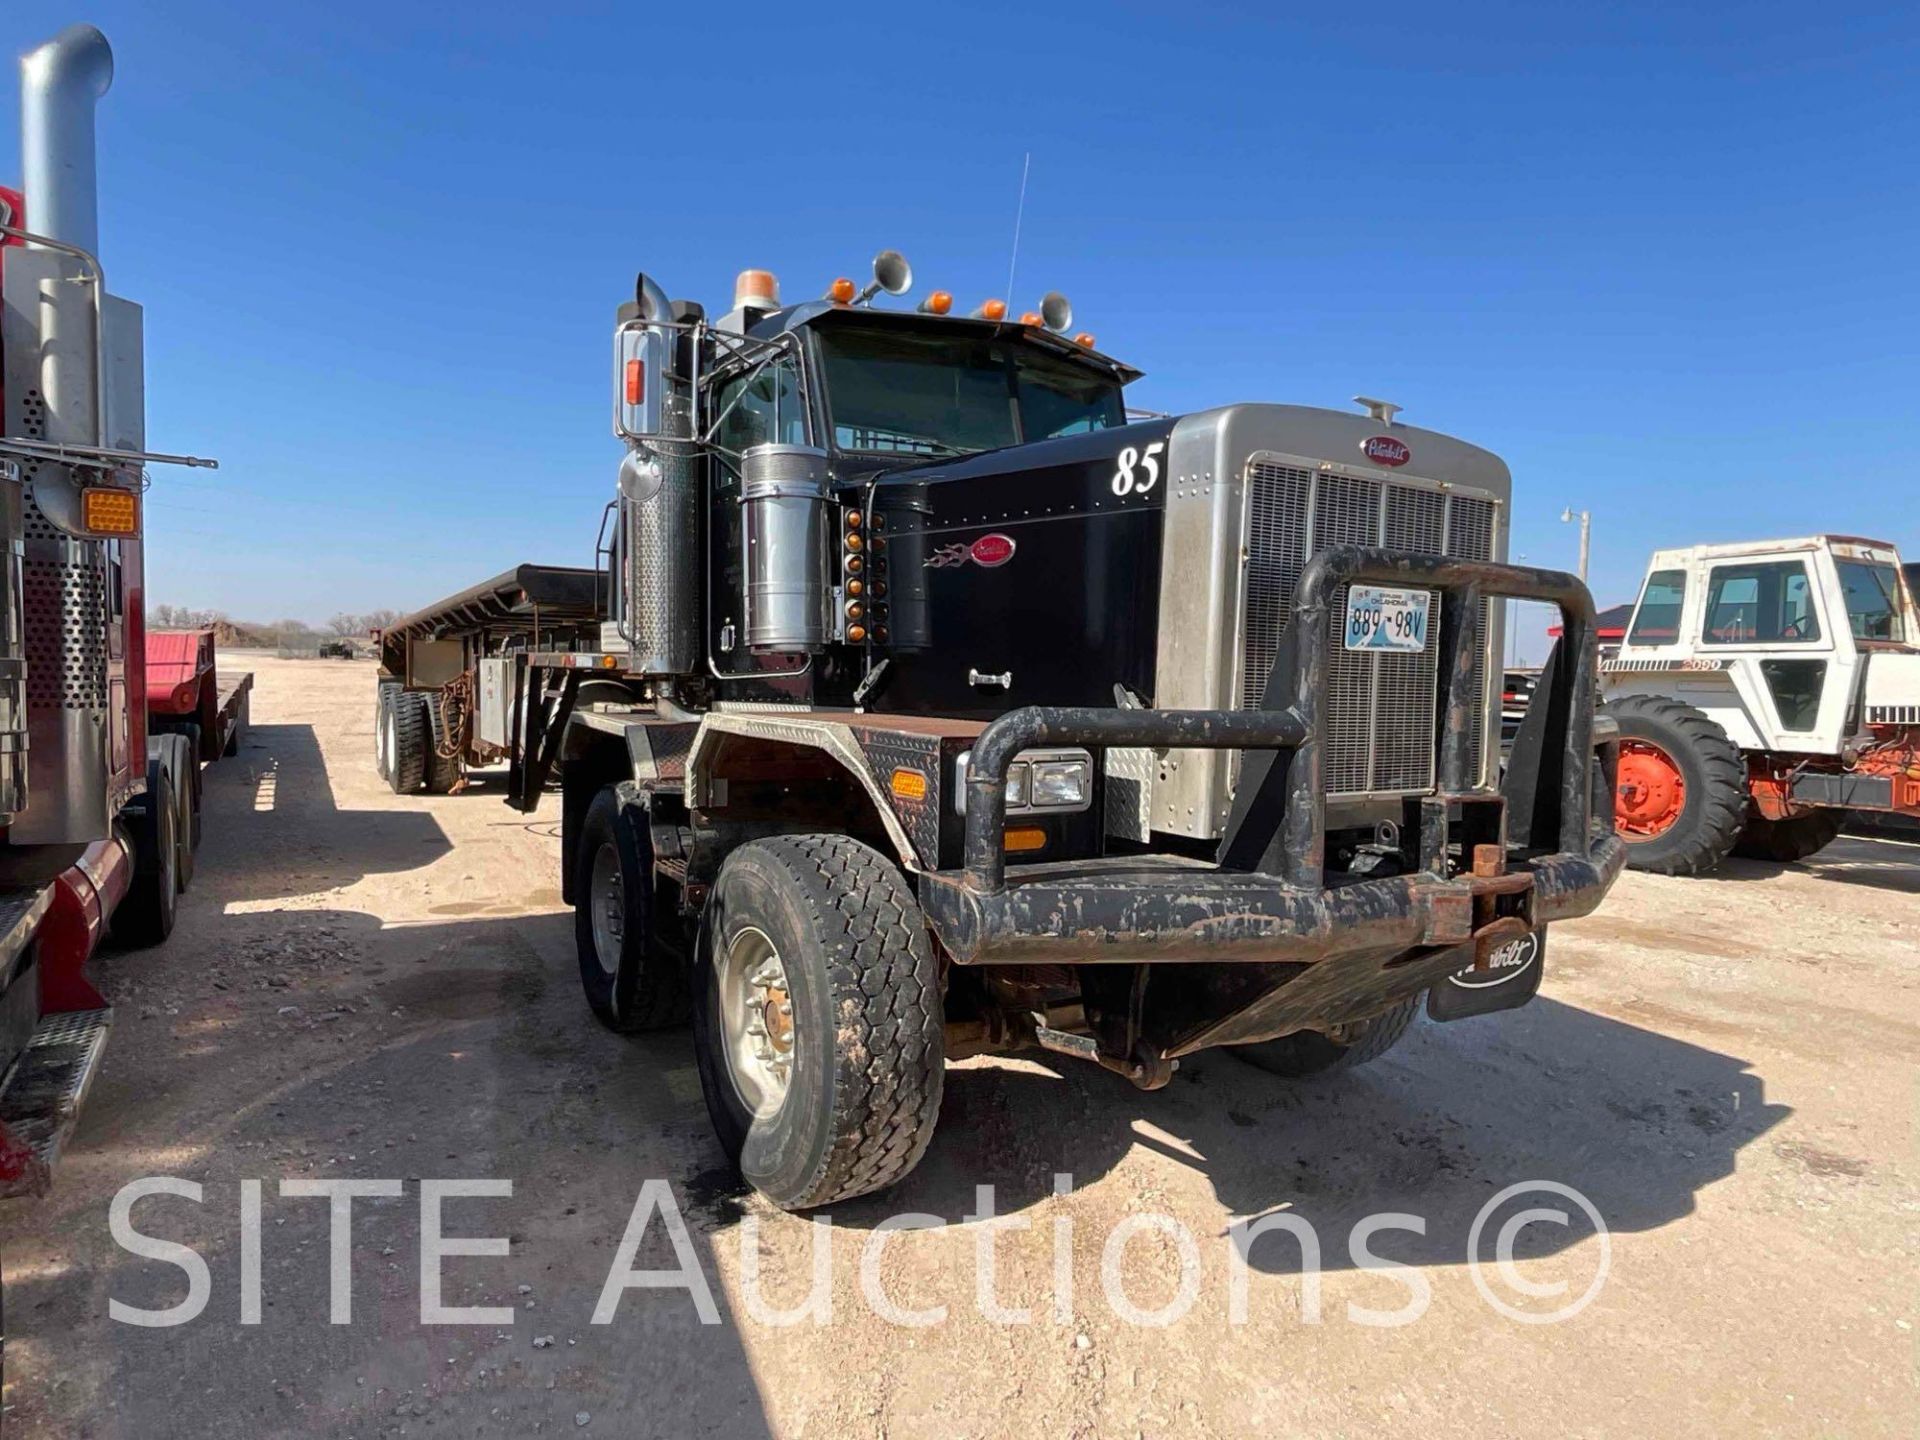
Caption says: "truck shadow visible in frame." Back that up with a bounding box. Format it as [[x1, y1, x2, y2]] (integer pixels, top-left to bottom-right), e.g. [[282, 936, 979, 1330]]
[[7, 902, 773, 1440], [853, 994, 1788, 1277], [1707, 834, 1920, 895], [177, 722, 455, 904]]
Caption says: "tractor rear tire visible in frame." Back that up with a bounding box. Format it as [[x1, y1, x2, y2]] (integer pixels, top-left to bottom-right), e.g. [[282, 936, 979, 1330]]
[[572, 786, 690, 1033], [116, 760, 179, 949], [1606, 694, 1747, 876], [1232, 995, 1421, 1079], [693, 834, 945, 1210], [386, 690, 429, 794], [1733, 808, 1847, 864]]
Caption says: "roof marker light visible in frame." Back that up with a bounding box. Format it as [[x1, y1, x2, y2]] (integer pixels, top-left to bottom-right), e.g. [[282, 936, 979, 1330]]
[[917, 290, 953, 315], [970, 298, 1007, 321], [827, 276, 857, 303]]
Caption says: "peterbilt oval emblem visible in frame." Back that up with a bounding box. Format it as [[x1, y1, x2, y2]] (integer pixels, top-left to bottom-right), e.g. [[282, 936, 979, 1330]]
[[1361, 435, 1410, 468], [969, 533, 1016, 567]]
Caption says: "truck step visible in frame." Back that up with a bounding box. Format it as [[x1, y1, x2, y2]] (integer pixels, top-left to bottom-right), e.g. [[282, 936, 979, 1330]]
[[0, 1007, 112, 1198]]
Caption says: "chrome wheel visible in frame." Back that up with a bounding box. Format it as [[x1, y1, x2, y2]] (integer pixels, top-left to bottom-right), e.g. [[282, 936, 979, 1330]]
[[589, 842, 624, 977], [716, 925, 793, 1117]]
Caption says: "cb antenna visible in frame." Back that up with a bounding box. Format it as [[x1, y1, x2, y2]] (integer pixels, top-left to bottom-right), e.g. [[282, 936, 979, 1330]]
[[1004, 152, 1031, 307]]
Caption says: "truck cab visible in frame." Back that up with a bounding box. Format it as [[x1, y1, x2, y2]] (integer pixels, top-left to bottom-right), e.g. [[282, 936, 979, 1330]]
[[381, 254, 1624, 1209], [1604, 535, 1920, 872]]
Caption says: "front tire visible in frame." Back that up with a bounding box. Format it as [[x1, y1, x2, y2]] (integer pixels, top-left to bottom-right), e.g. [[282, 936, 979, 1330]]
[[1606, 694, 1747, 875], [694, 835, 944, 1210], [1733, 808, 1846, 863], [1233, 995, 1421, 1078], [572, 787, 689, 1032]]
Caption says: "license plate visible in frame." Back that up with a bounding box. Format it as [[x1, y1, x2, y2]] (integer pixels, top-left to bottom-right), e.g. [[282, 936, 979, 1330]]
[[1343, 586, 1430, 653]]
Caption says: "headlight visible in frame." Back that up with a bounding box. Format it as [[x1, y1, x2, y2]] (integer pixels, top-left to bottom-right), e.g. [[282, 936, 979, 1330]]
[[1004, 761, 1030, 808], [1029, 759, 1090, 808], [953, 748, 1092, 814]]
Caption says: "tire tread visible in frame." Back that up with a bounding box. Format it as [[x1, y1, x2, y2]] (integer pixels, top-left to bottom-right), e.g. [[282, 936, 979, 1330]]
[[1607, 693, 1746, 875]]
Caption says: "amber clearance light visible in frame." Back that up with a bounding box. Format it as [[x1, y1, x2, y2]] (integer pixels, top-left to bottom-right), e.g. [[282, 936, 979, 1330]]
[[81, 486, 140, 536]]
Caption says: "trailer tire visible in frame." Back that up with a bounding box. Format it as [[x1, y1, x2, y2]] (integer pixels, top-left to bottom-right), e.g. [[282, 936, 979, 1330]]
[[386, 690, 429, 794], [1732, 807, 1847, 864], [116, 761, 179, 949], [573, 787, 689, 1033], [1231, 995, 1421, 1079], [1605, 694, 1746, 876], [374, 682, 398, 784], [223, 688, 249, 758], [424, 694, 462, 795], [693, 834, 945, 1210]]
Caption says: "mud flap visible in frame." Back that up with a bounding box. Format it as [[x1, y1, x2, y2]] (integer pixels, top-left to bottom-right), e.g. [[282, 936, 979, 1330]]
[[1427, 930, 1545, 1022]]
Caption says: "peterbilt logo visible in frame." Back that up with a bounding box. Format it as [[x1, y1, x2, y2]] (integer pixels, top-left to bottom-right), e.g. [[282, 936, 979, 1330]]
[[926, 533, 1017, 569], [1361, 435, 1411, 468]]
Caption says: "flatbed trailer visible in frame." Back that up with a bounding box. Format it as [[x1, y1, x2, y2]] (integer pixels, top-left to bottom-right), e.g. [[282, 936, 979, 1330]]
[[373, 564, 605, 794]]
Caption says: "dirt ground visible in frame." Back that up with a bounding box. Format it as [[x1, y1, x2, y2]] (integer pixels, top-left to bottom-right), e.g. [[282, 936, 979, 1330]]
[[2, 654, 1915, 1438]]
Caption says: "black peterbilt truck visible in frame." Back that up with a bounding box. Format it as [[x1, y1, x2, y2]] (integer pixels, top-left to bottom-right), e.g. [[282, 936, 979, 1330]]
[[377, 255, 1624, 1209]]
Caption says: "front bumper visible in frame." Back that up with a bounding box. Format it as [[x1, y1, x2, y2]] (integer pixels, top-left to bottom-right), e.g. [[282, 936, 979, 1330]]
[[919, 547, 1622, 981]]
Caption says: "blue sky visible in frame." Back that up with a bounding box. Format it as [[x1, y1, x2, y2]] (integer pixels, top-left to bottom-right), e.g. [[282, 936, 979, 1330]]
[[4, 2, 1916, 652]]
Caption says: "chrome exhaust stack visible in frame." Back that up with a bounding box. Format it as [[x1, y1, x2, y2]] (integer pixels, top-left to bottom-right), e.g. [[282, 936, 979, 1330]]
[[20, 24, 113, 258]]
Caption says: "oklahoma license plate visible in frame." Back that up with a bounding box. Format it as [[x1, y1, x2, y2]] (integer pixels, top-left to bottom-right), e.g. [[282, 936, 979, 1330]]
[[1343, 585, 1431, 652]]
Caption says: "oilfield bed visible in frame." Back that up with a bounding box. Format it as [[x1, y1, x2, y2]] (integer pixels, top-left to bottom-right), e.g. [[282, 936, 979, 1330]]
[[2, 655, 1916, 1439]]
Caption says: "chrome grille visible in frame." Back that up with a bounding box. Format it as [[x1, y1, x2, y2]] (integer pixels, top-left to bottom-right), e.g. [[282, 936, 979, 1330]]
[[1241, 457, 1498, 797]]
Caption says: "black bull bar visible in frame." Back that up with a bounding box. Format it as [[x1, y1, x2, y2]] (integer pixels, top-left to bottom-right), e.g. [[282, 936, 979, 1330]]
[[918, 547, 1625, 970]]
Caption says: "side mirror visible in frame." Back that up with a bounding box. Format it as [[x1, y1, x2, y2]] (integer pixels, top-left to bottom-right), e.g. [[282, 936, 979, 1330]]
[[613, 320, 669, 441]]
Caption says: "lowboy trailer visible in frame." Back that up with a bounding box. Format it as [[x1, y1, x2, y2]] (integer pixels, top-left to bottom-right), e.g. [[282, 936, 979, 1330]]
[[0, 26, 237, 1196], [383, 254, 1624, 1208]]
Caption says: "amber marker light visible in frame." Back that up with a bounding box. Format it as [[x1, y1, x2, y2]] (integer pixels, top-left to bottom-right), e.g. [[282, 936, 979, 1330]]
[[971, 298, 1008, 321], [828, 276, 857, 303], [1074, 332, 1097, 348], [80, 486, 139, 535], [1019, 311, 1043, 326], [1003, 826, 1048, 853], [890, 768, 929, 801]]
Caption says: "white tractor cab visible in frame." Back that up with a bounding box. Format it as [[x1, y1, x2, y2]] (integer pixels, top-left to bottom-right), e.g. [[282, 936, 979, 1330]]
[[1602, 536, 1920, 873]]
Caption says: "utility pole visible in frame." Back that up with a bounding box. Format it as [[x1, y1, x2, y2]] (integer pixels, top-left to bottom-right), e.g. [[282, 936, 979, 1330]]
[[1561, 507, 1591, 581]]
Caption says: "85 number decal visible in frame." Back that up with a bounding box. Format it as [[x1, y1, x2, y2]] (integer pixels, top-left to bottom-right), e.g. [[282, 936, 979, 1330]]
[[1111, 441, 1165, 497]]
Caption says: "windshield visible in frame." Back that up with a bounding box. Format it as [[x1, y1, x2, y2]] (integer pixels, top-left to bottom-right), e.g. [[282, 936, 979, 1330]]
[[1835, 560, 1908, 642], [817, 324, 1124, 458]]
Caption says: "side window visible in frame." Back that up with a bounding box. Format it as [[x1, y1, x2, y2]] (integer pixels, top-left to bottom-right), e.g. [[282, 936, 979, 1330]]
[[711, 359, 807, 458], [1627, 569, 1686, 645], [1701, 560, 1820, 645]]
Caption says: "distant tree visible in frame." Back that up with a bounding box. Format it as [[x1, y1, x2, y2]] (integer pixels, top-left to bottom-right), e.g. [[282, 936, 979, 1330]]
[[326, 612, 362, 637], [361, 608, 402, 634]]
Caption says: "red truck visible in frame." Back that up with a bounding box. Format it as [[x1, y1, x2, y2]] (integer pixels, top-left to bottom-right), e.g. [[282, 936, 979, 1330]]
[[0, 26, 245, 1196]]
